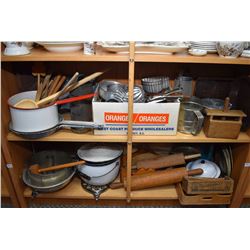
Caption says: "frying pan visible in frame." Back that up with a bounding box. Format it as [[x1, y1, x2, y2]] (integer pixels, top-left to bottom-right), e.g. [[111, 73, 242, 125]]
[[9, 116, 103, 139]]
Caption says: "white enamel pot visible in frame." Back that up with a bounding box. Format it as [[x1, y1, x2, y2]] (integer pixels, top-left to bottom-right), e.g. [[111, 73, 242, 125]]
[[8, 90, 98, 133], [8, 91, 59, 132], [77, 158, 121, 186]]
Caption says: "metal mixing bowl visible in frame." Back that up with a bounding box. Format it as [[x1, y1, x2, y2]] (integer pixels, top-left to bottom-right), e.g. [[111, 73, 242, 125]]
[[22, 150, 76, 192]]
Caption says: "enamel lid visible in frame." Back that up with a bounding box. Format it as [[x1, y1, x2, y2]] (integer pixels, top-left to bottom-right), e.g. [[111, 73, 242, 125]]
[[186, 159, 221, 178], [77, 144, 123, 163]]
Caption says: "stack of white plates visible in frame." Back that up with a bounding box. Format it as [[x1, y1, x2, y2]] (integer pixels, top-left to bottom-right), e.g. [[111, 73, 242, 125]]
[[190, 41, 217, 53], [241, 49, 250, 58]]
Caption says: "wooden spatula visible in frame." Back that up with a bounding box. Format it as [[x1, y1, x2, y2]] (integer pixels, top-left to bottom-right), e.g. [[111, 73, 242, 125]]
[[29, 160, 85, 174]]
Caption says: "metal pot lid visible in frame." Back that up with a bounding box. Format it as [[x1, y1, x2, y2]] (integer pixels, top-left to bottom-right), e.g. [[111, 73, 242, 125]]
[[77, 144, 123, 163], [186, 159, 221, 178]]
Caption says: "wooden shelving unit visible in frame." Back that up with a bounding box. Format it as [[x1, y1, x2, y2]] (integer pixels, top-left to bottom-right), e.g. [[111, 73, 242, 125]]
[[7, 130, 128, 142], [1, 47, 129, 62], [134, 53, 250, 65], [2, 47, 250, 65], [244, 183, 250, 198], [1, 42, 250, 208], [1, 176, 10, 197], [7, 130, 250, 143], [23, 177, 177, 200]]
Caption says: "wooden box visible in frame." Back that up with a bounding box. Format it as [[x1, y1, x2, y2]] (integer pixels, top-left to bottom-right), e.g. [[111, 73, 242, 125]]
[[182, 176, 234, 195], [176, 183, 232, 205], [203, 109, 246, 139]]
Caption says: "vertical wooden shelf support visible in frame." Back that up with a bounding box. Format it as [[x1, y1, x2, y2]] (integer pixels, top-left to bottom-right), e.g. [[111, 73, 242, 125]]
[[126, 42, 135, 202], [230, 144, 250, 207]]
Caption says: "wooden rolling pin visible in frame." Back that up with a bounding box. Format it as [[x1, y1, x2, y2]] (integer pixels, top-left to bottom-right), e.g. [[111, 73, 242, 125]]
[[110, 167, 203, 190], [136, 153, 201, 169]]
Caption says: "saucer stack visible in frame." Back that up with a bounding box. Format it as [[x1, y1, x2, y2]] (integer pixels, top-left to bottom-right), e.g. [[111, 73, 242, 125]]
[[241, 49, 250, 58], [190, 41, 217, 53]]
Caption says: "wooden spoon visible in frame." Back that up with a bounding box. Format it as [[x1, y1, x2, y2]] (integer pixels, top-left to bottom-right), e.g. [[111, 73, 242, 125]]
[[34, 74, 42, 102], [49, 72, 79, 103], [29, 160, 85, 175], [14, 99, 38, 109], [47, 75, 62, 96], [41, 74, 52, 98]]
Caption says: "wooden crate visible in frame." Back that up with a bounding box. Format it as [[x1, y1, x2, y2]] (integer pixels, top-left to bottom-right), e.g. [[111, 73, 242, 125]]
[[203, 109, 246, 139], [182, 176, 234, 195], [176, 183, 232, 205]]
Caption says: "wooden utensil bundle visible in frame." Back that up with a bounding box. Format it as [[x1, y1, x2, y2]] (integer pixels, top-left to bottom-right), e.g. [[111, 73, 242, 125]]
[[15, 71, 104, 109]]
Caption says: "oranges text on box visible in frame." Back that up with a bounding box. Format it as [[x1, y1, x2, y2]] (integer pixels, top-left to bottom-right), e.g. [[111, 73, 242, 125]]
[[104, 112, 169, 124]]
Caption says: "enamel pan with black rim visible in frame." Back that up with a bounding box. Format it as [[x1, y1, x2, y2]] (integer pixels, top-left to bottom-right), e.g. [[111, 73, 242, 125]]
[[77, 144, 123, 165], [8, 90, 100, 136]]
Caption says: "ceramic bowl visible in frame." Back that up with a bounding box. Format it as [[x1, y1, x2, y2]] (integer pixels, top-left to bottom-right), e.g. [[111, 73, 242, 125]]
[[4, 42, 30, 56], [38, 42, 83, 53], [216, 42, 245, 58]]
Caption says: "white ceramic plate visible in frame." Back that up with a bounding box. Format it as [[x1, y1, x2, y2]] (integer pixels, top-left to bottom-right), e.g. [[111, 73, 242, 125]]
[[241, 52, 250, 58], [222, 148, 230, 176], [188, 49, 207, 56], [101, 44, 189, 54], [228, 146, 233, 176], [38, 42, 83, 53], [135, 44, 188, 53], [101, 45, 129, 53]]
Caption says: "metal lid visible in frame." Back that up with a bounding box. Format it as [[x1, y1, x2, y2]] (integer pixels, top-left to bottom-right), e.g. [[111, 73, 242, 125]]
[[77, 144, 123, 163], [186, 159, 221, 178]]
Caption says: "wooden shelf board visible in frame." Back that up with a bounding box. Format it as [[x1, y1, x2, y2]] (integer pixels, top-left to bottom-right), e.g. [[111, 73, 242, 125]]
[[23, 177, 178, 200], [7, 130, 250, 143], [1, 47, 129, 62], [7, 130, 128, 142], [135, 53, 250, 65], [2, 47, 250, 65], [131, 185, 178, 200], [244, 182, 250, 198], [24, 177, 127, 200], [133, 131, 250, 143]]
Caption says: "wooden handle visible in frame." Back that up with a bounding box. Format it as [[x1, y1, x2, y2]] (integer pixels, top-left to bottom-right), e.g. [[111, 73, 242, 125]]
[[35, 74, 42, 101], [57, 72, 79, 98], [47, 75, 62, 96], [110, 182, 124, 189], [52, 75, 67, 94], [37, 71, 103, 107], [184, 153, 201, 160], [224, 97, 230, 112], [41, 74, 52, 98], [187, 168, 203, 176], [66, 71, 103, 93], [38, 160, 85, 173]]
